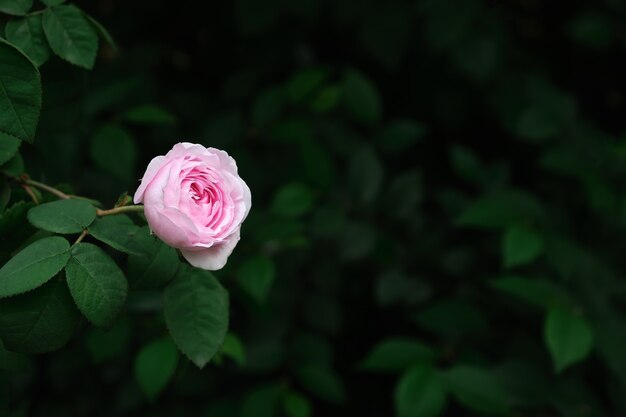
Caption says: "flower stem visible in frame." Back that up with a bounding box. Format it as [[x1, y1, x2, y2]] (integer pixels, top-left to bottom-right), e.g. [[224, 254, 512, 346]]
[[21, 184, 40, 204], [23, 179, 71, 200], [74, 230, 88, 245], [96, 205, 144, 217], [16, 175, 143, 217]]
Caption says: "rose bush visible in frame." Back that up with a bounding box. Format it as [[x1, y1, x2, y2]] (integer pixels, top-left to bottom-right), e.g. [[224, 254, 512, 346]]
[[134, 143, 251, 270]]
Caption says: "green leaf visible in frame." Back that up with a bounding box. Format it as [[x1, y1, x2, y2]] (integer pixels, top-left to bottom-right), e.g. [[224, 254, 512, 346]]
[[395, 364, 447, 417], [5, 15, 52, 66], [90, 124, 137, 182], [491, 276, 570, 309], [443, 365, 509, 414], [348, 146, 384, 205], [0, 277, 80, 353], [219, 332, 246, 366], [240, 383, 284, 417], [295, 365, 346, 404], [270, 119, 312, 145], [544, 307, 594, 373], [0, 0, 32, 15], [27, 198, 96, 234], [82, 12, 116, 51], [126, 227, 179, 289], [0, 39, 42, 142], [252, 85, 286, 126], [0, 236, 70, 298], [270, 183, 315, 218], [0, 133, 20, 165], [298, 136, 335, 189], [65, 243, 128, 327], [413, 299, 487, 340], [235, 255, 275, 304], [360, 338, 435, 372], [376, 270, 431, 307], [493, 360, 550, 408], [516, 105, 560, 142], [342, 69, 381, 125], [290, 332, 333, 366], [456, 190, 544, 229], [286, 68, 328, 102], [309, 85, 341, 113], [0, 151, 23, 176], [41, 0, 65, 5], [386, 170, 423, 220], [449, 145, 485, 185], [88, 215, 141, 255], [42, 5, 98, 69], [163, 265, 229, 368], [283, 392, 312, 417], [376, 120, 426, 153], [337, 220, 376, 261], [123, 104, 176, 125], [566, 13, 612, 49], [134, 337, 179, 401], [503, 225, 544, 268]]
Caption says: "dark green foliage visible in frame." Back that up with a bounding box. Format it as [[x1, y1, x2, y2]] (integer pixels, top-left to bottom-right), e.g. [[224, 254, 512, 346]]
[[0, 277, 80, 353], [163, 265, 229, 368], [27, 199, 96, 233], [42, 5, 98, 69], [0, 39, 42, 142], [5, 15, 52, 67], [1, 0, 626, 416], [0, 236, 70, 298], [65, 242, 128, 326]]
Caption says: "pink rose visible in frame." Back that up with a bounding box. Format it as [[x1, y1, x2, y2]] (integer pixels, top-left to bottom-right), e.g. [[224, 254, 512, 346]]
[[133, 143, 251, 270]]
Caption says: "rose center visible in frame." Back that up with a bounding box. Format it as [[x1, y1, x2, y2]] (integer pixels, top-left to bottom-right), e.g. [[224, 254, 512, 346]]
[[189, 182, 215, 204]]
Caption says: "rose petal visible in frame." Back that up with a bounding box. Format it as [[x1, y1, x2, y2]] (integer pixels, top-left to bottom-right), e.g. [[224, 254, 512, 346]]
[[209, 147, 239, 175], [133, 155, 166, 203], [180, 229, 241, 271], [145, 206, 200, 248]]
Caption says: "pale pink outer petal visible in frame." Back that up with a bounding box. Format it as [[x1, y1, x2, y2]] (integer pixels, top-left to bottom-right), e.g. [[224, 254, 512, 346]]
[[209, 147, 239, 175], [145, 205, 202, 248], [239, 175, 252, 220], [180, 229, 241, 271], [133, 155, 166, 203], [168, 142, 220, 165]]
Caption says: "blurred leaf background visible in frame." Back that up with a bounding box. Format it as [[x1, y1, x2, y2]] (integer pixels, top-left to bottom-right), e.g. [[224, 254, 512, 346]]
[[4, 0, 626, 416]]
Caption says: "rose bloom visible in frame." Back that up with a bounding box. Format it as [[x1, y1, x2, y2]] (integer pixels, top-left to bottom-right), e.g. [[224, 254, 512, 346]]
[[134, 143, 251, 270]]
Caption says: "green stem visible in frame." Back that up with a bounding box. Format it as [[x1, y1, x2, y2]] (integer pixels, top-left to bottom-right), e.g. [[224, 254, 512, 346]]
[[19, 176, 143, 217], [97, 205, 144, 217], [20, 184, 40, 204], [24, 179, 70, 200], [74, 230, 88, 245]]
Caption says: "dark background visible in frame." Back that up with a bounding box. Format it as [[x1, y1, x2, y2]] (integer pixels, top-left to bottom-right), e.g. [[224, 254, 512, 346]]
[[5, 0, 626, 416]]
